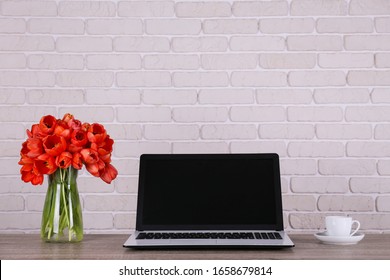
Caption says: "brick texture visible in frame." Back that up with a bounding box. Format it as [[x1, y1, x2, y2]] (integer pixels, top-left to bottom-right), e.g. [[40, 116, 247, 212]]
[[1, 0, 390, 234]]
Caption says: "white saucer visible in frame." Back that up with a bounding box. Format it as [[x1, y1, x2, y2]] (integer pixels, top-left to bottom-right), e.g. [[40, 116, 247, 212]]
[[314, 232, 365, 245]]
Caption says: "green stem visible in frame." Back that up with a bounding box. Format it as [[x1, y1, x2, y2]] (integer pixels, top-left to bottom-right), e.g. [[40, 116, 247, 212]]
[[61, 180, 70, 239]]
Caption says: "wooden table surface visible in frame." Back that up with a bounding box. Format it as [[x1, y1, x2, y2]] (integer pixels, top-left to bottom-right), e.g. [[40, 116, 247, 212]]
[[1, 234, 389, 260]]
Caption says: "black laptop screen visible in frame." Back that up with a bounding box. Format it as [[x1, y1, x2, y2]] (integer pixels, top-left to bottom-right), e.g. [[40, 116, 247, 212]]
[[136, 154, 283, 231]]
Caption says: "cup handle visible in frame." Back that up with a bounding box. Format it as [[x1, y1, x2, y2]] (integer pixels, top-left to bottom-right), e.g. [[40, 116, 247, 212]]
[[350, 220, 360, 236]]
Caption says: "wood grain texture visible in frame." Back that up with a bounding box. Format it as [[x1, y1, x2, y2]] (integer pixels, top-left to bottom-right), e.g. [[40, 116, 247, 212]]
[[1, 234, 389, 260]]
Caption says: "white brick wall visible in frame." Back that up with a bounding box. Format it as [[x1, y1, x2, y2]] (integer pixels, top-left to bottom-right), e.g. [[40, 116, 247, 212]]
[[1, 0, 390, 233]]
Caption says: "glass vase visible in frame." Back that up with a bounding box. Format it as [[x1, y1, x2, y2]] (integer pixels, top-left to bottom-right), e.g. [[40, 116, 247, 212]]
[[41, 166, 83, 242]]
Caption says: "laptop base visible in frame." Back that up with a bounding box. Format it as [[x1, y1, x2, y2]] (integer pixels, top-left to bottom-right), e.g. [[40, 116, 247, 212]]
[[123, 230, 295, 249]]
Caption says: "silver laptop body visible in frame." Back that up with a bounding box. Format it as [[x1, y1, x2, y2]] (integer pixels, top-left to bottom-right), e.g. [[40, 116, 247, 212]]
[[124, 153, 294, 249]]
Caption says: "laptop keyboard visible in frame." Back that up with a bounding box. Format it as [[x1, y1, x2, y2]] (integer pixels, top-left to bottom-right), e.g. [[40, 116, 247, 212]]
[[136, 232, 282, 240]]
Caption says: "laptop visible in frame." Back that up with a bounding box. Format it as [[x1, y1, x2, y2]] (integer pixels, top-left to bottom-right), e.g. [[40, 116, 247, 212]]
[[123, 153, 294, 248]]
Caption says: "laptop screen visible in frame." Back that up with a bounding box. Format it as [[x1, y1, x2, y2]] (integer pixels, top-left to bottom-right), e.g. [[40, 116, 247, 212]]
[[136, 154, 284, 231]]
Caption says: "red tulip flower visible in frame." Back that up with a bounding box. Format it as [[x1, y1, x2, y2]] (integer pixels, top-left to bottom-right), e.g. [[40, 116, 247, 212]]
[[21, 138, 43, 158], [72, 152, 83, 170], [39, 115, 57, 136], [34, 154, 57, 175], [43, 135, 67, 156], [87, 123, 107, 144], [62, 113, 73, 124], [80, 148, 99, 165], [100, 163, 118, 184], [21, 164, 44, 185], [56, 152, 73, 169], [27, 124, 43, 139], [71, 130, 88, 147], [81, 148, 102, 177], [54, 120, 71, 140]]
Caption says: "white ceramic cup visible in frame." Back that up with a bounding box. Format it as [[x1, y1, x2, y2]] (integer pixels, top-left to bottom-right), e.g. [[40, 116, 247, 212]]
[[325, 216, 360, 236]]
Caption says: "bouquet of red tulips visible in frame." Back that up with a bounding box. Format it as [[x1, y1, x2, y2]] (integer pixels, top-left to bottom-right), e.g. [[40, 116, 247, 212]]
[[19, 113, 118, 185]]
